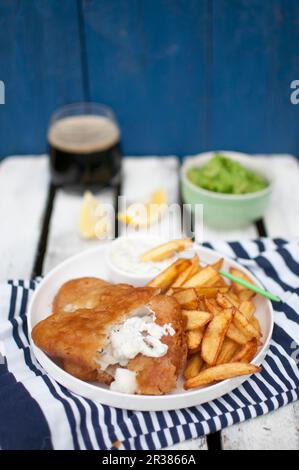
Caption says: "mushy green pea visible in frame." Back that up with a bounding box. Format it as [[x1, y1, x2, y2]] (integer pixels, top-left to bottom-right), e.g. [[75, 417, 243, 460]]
[[187, 154, 268, 195]]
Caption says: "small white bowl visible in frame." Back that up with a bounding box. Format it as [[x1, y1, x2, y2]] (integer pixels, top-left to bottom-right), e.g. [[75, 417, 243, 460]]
[[105, 234, 170, 286]]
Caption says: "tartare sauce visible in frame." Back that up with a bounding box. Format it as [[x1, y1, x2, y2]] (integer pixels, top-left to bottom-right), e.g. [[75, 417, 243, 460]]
[[97, 307, 175, 372], [109, 238, 176, 276], [110, 368, 137, 394]]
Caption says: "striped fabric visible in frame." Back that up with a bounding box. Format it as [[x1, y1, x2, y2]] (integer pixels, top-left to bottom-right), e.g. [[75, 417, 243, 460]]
[[0, 238, 298, 450]]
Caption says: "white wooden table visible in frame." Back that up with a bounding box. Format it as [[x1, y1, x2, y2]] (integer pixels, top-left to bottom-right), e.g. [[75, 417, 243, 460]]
[[1, 154, 298, 450]]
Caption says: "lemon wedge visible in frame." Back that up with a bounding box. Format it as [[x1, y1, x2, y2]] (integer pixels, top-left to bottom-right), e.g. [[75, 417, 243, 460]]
[[118, 188, 167, 228], [79, 191, 110, 239], [150, 188, 167, 205]]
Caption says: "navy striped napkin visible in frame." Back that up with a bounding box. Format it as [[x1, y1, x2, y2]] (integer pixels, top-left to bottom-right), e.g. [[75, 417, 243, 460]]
[[0, 238, 298, 450]]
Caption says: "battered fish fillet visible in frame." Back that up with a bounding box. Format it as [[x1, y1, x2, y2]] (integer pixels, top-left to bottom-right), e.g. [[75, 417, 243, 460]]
[[32, 280, 187, 395]]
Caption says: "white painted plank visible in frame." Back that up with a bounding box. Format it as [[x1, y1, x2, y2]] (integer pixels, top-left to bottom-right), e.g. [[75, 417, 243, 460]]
[[0, 156, 48, 281], [43, 187, 114, 273], [168, 437, 207, 451], [122, 157, 179, 205], [262, 155, 299, 238], [222, 154, 299, 450], [222, 404, 299, 450]]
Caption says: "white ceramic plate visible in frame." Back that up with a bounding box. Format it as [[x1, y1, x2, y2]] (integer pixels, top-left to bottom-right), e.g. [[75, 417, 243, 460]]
[[28, 242, 274, 411]]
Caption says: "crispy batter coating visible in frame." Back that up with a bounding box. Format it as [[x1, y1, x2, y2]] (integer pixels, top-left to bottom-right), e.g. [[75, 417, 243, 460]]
[[53, 277, 109, 315]]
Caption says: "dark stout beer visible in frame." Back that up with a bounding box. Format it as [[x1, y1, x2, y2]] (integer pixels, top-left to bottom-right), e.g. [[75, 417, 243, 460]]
[[48, 112, 122, 189]]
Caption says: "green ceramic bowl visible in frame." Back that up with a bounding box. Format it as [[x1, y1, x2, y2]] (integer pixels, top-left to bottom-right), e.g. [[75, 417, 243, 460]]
[[181, 151, 273, 230]]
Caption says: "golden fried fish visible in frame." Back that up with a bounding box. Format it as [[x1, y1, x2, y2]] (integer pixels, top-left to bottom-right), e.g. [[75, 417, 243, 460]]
[[32, 279, 187, 395]]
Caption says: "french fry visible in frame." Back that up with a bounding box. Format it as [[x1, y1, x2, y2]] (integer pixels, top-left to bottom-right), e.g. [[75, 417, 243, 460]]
[[216, 338, 239, 365], [186, 265, 200, 279], [170, 256, 199, 289], [250, 316, 262, 337], [213, 277, 229, 287], [185, 255, 201, 280], [227, 323, 250, 345], [230, 339, 259, 363], [190, 254, 200, 267], [184, 266, 222, 288], [204, 298, 223, 315], [229, 268, 255, 287], [187, 328, 204, 351], [239, 300, 256, 321], [238, 289, 256, 301], [210, 258, 224, 271], [225, 291, 240, 308], [166, 286, 185, 293], [229, 268, 256, 299], [140, 238, 192, 262], [233, 311, 260, 339], [201, 308, 233, 365], [198, 298, 207, 310], [190, 263, 202, 275], [182, 310, 213, 330], [216, 293, 259, 340], [195, 286, 229, 298], [184, 354, 204, 380], [173, 288, 198, 309], [184, 363, 261, 389], [165, 288, 174, 296], [170, 265, 193, 288], [147, 258, 191, 290], [216, 292, 234, 309]]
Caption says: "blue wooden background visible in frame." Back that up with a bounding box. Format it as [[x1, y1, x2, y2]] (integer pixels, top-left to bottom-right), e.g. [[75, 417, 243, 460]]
[[0, 0, 299, 159]]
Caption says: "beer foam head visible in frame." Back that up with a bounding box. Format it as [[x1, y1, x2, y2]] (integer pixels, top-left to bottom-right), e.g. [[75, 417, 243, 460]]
[[48, 115, 120, 153]]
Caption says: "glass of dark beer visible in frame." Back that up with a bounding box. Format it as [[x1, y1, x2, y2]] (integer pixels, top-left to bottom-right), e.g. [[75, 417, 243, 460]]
[[48, 103, 122, 189]]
